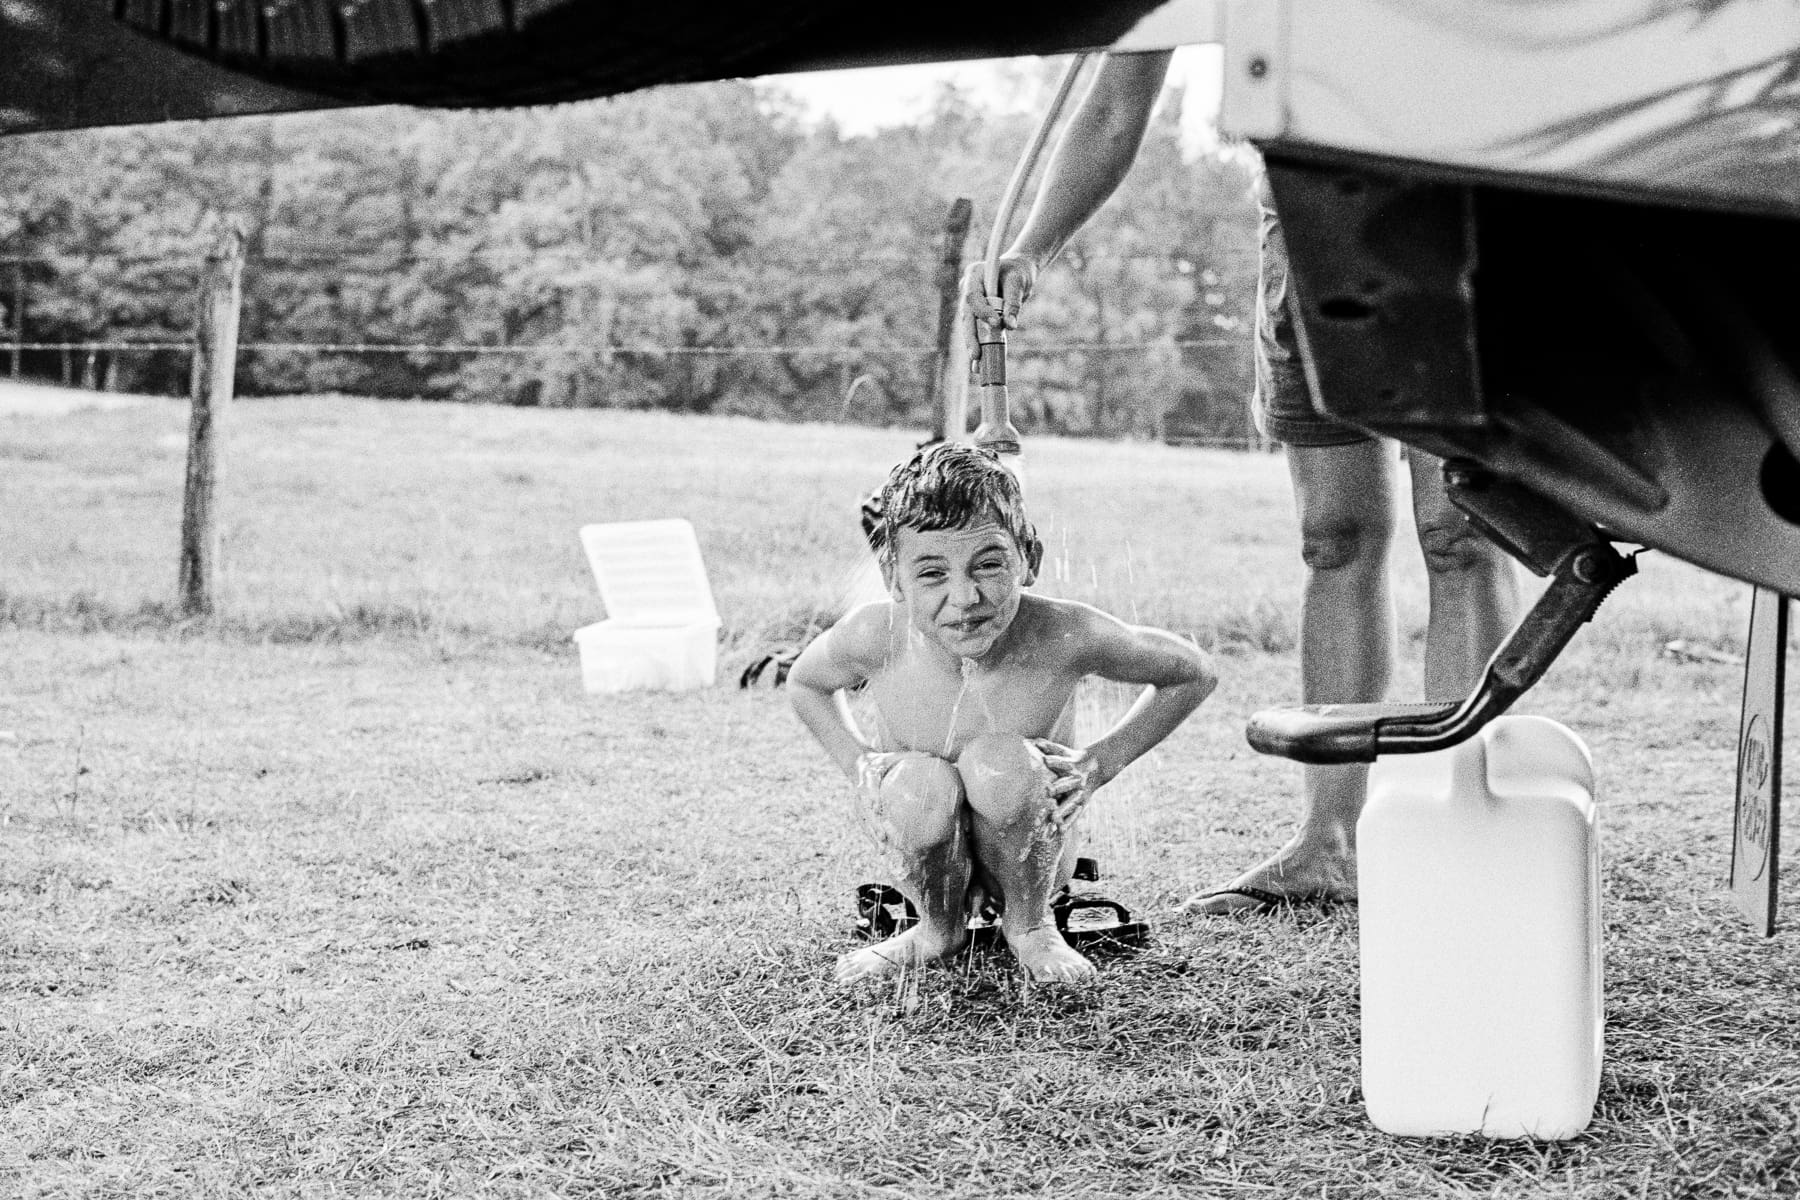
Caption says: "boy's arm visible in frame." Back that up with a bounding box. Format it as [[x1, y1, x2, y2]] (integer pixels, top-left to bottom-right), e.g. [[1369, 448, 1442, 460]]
[[788, 607, 886, 785], [1068, 607, 1218, 791]]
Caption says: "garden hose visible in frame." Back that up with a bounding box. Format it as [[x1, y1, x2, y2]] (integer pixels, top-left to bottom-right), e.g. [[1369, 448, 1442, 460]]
[[973, 53, 1093, 470]]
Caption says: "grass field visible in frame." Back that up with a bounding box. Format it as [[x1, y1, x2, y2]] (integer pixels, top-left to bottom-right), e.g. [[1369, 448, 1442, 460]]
[[2, 396, 1796, 1198]]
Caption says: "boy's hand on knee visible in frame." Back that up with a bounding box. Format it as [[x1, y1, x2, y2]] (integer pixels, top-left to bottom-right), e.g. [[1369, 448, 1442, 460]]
[[854, 750, 909, 792], [1032, 738, 1100, 829]]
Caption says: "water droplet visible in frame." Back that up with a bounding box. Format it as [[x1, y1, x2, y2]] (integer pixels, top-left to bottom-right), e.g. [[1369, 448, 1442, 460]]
[[942, 665, 974, 759]]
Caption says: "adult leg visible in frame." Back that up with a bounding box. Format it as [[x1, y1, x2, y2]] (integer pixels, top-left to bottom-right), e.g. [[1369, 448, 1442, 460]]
[[837, 753, 973, 983], [1185, 439, 1398, 913], [958, 733, 1094, 982], [1407, 450, 1522, 699]]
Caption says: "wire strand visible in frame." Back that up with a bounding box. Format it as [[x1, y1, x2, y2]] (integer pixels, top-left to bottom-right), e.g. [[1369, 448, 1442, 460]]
[[10, 338, 1246, 355]]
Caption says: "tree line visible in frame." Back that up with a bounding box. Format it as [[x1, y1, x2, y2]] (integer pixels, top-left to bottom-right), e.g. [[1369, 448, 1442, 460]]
[[0, 69, 1263, 441]]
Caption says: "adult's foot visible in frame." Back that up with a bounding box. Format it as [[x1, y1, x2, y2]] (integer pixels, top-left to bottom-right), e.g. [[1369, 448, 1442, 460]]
[[1180, 843, 1356, 916], [835, 924, 967, 983], [1007, 924, 1097, 982]]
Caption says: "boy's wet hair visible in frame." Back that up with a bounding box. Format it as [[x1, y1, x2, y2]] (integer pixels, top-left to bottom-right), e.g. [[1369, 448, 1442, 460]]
[[875, 443, 1035, 560]]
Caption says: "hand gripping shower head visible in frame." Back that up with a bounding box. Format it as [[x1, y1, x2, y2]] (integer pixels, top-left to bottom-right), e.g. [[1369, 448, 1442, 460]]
[[971, 53, 1092, 486]]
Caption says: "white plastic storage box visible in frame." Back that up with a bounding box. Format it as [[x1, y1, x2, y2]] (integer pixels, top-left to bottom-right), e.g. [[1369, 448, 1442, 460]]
[[574, 518, 720, 692], [1359, 715, 1602, 1140]]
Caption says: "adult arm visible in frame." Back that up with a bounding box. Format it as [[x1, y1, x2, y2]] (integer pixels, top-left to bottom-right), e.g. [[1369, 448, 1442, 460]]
[[967, 51, 1174, 329]]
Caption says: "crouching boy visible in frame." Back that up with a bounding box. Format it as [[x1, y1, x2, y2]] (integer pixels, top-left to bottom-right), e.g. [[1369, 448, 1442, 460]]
[[790, 444, 1217, 984]]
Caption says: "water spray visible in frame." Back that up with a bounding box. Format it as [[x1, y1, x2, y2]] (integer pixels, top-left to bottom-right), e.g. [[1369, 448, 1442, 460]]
[[972, 53, 1092, 490]]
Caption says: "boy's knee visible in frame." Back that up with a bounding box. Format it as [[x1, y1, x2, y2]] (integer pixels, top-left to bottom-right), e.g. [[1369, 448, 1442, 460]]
[[878, 754, 964, 848], [960, 733, 1041, 780], [957, 734, 1053, 820]]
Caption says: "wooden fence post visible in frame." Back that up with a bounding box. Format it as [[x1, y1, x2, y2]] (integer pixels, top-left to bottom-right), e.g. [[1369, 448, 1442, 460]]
[[930, 197, 974, 443], [8, 261, 21, 379], [179, 222, 245, 617]]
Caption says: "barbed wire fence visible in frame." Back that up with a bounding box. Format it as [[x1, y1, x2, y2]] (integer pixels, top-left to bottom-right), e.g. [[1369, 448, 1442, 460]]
[[0, 243, 1270, 451]]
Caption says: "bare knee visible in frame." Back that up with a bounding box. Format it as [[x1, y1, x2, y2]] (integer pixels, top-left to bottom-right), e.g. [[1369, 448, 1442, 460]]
[[1298, 512, 1390, 574], [877, 754, 964, 850], [956, 734, 1052, 823], [1415, 511, 1498, 577]]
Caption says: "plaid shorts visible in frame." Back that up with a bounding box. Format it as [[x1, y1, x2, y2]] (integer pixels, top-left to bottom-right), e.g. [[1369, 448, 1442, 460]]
[[1252, 186, 1371, 448]]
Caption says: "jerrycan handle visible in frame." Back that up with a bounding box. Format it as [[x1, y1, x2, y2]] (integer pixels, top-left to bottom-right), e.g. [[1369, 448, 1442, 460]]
[[1249, 542, 1635, 764], [1249, 701, 1459, 764]]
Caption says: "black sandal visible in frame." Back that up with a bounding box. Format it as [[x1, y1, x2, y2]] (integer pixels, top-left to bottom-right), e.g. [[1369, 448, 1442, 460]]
[[853, 866, 1149, 955], [1054, 895, 1150, 951]]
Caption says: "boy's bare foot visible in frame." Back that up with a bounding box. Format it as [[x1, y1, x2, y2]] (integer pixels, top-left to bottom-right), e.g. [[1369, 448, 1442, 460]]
[[1181, 841, 1357, 916], [1007, 925, 1097, 982], [835, 924, 967, 983]]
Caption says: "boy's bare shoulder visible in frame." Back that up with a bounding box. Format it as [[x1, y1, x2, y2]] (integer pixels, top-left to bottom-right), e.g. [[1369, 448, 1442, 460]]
[[1013, 593, 1122, 659], [819, 600, 896, 666], [1020, 592, 1199, 677], [789, 600, 894, 691], [1021, 592, 1128, 636]]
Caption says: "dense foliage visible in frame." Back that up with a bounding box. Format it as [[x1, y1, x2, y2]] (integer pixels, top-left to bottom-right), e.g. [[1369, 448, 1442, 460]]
[[0, 71, 1261, 440]]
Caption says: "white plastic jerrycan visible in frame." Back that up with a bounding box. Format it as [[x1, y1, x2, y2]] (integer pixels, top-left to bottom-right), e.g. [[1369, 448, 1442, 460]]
[[1358, 715, 1601, 1140]]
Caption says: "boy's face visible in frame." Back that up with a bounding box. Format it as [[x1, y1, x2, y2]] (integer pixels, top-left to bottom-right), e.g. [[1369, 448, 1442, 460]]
[[886, 522, 1041, 660]]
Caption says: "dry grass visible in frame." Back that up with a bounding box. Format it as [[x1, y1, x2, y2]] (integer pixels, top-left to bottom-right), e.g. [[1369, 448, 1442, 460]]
[[1, 398, 1796, 1198]]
